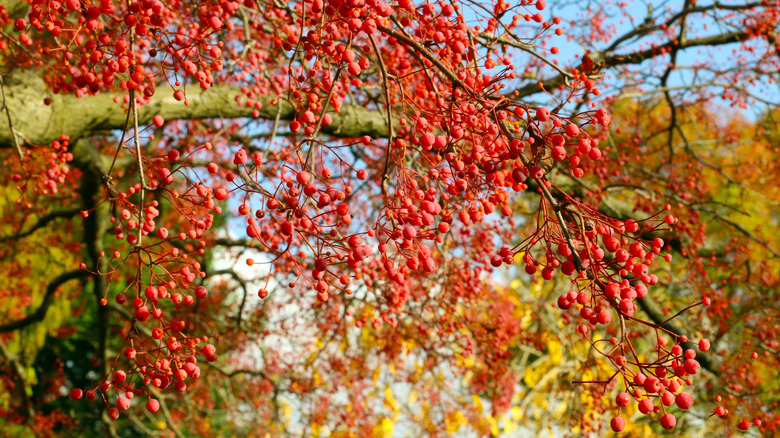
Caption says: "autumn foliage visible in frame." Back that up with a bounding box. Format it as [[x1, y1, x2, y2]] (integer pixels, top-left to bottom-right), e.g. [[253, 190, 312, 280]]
[[0, 0, 779, 436]]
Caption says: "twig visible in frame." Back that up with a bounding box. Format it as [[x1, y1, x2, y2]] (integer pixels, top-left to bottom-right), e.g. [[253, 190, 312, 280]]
[[369, 33, 395, 199], [0, 74, 24, 163]]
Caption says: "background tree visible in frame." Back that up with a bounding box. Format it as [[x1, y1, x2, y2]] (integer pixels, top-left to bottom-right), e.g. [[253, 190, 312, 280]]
[[0, 0, 778, 436]]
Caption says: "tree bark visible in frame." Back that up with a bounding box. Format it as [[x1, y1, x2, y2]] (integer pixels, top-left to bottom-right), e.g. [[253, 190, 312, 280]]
[[0, 69, 390, 149]]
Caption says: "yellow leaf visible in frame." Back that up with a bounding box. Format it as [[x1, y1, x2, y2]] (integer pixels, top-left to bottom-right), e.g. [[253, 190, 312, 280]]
[[280, 400, 291, 426], [520, 310, 533, 330], [445, 411, 467, 434], [489, 415, 499, 436], [548, 341, 563, 365], [503, 418, 517, 434], [402, 340, 413, 356], [512, 405, 522, 421], [531, 281, 542, 297], [533, 396, 548, 411], [552, 401, 567, 420], [373, 417, 394, 438], [472, 394, 483, 413], [408, 389, 418, 405], [384, 386, 398, 415], [523, 368, 538, 387], [312, 421, 322, 437]]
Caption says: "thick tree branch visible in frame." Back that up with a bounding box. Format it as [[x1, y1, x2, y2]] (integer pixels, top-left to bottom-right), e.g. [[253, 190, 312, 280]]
[[0, 70, 390, 150]]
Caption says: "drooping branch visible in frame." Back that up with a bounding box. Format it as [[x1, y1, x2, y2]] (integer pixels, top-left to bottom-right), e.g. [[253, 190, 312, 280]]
[[636, 295, 717, 373], [0, 207, 82, 243], [0, 269, 91, 333], [0, 70, 391, 150], [497, 118, 721, 375]]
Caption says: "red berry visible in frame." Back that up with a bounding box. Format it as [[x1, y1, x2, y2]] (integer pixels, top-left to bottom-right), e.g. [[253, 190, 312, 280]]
[[610, 416, 625, 432], [135, 306, 150, 321], [296, 171, 311, 184], [202, 344, 216, 356], [156, 227, 169, 239], [643, 376, 661, 393], [615, 392, 630, 407], [675, 392, 694, 410], [551, 146, 567, 161], [536, 107, 550, 122], [638, 398, 654, 414], [529, 165, 544, 179], [659, 413, 676, 430], [209, 16, 223, 30], [214, 188, 228, 200], [234, 149, 248, 165], [146, 398, 160, 413], [683, 358, 700, 375], [117, 396, 131, 411], [660, 391, 674, 406], [195, 286, 208, 299]]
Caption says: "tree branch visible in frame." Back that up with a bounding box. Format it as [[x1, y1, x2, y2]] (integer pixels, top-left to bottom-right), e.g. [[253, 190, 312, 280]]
[[636, 295, 718, 374], [0, 70, 391, 150], [0, 208, 82, 243], [0, 341, 35, 421], [0, 270, 91, 333], [512, 29, 749, 99]]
